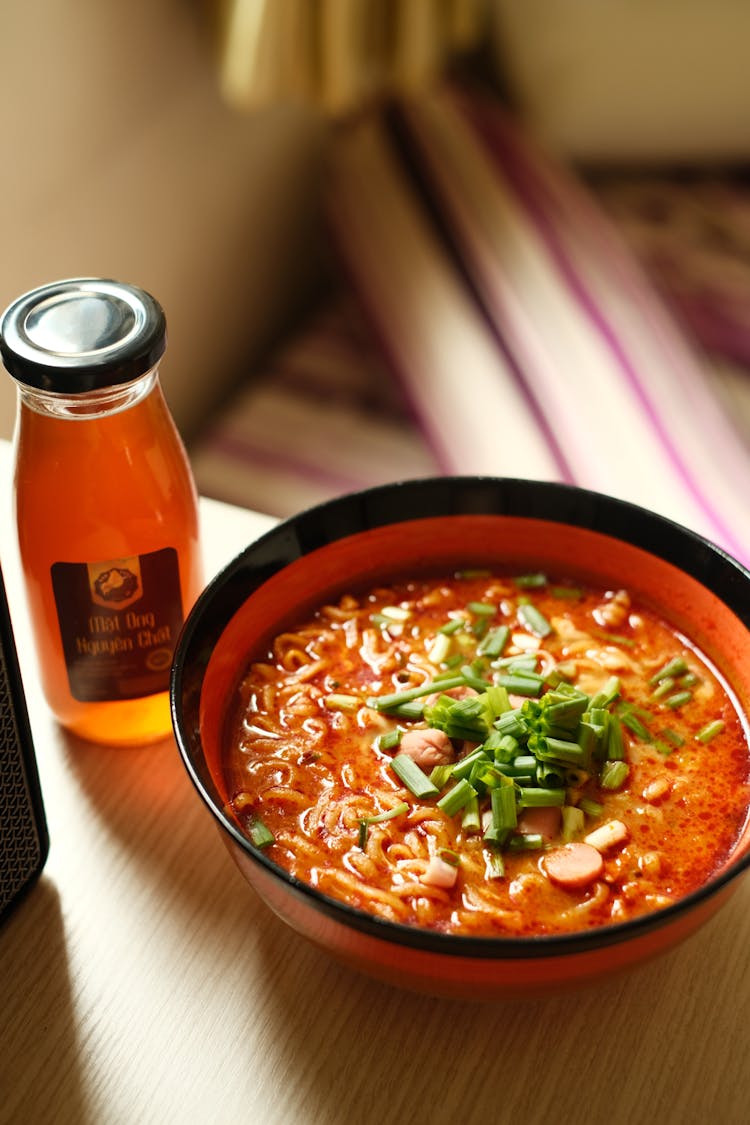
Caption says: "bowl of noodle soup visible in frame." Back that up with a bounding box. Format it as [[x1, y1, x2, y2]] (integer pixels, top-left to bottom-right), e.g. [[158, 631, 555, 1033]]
[[171, 477, 750, 998]]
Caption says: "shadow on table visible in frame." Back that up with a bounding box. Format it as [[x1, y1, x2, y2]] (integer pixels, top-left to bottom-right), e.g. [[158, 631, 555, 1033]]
[[0, 879, 89, 1125], [246, 877, 750, 1125], [54, 727, 750, 1124]]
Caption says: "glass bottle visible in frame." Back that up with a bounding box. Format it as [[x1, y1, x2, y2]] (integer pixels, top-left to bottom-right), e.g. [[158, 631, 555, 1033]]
[[0, 277, 203, 746]]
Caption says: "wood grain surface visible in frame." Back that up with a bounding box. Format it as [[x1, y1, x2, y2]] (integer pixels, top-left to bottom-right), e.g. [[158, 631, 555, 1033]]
[[1, 445, 749, 1125]]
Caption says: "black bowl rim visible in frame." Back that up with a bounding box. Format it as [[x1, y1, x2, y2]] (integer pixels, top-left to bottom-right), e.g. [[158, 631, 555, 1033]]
[[171, 476, 750, 960]]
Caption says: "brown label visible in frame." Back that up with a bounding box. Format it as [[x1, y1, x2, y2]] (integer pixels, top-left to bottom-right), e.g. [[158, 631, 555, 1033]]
[[51, 548, 184, 702]]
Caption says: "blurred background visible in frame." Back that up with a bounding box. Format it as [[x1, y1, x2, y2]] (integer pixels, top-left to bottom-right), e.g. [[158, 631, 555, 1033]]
[[1, 0, 749, 531]]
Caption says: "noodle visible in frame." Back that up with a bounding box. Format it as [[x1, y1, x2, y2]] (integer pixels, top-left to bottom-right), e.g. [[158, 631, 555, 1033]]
[[224, 570, 750, 938]]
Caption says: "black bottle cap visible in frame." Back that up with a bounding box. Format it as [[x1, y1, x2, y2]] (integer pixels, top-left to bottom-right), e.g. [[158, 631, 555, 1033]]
[[0, 277, 166, 393]]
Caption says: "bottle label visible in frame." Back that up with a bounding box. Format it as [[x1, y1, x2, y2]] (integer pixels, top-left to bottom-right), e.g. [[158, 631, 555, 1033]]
[[51, 548, 184, 702]]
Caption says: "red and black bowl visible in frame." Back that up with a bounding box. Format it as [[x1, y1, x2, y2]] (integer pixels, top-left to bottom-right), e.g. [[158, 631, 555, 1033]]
[[170, 477, 750, 998]]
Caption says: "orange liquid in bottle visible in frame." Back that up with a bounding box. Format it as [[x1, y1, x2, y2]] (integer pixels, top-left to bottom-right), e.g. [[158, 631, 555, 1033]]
[[13, 377, 203, 745]]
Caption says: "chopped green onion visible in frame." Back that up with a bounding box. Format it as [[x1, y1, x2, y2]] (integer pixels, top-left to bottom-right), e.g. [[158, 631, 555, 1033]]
[[681, 672, 699, 688], [459, 664, 493, 692], [606, 714, 626, 761], [535, 761, 565, 788], [437, 778, 476, 816], [477, 625, 510, 658], [664, 690, 692, 710], [461, 796, 481, 832], [696, 719, 725, 744], [467, 601, 497, 616], [649, 656, 688, 685], [429, 762, 455, 790], [451, 746, 489, 780], [514, 573, 547, 588], [493, 653, 538, 670], [545, 660, 577, 686], [485, 732, 519, 763], [561, 805, 585, 842], [660, 728, 685, 748], [438, 847, 461, 866], [535, 736, 590, 767], [438, 618, 465, 636], [517, 787, 566, 808], [391, 755, 440, 799], [595, 631, 636, 648], [551, 586, 582, 599], [247, 815, 274, 849], [484, 849, 506, 879], [506, 833, 544, 851], [579, 797, 603, 818], [378, 728, 402, 751], [590, 677, 621, 709], [427, 632, 452, 666], [471, 616, 490, 639], [324, 693, 360, 713], [517, 603, 552, 638], [388, 701, 425, 720], [600, 760, 629, 790], [651, 676, 675, 700], [617, 703, 652, 740], [486, 783, 517, 836], [367, 675, 465, 711], [494, 709, 529, 740], [357, 801, 410, 848], [495, 672, 545, 697]]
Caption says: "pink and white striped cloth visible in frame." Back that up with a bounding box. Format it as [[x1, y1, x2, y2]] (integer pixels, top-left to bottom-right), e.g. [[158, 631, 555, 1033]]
[[190, 81, 750, 567]]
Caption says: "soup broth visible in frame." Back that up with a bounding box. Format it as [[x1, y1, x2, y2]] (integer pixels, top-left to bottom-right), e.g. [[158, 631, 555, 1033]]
[[222, 571, 750, 937]]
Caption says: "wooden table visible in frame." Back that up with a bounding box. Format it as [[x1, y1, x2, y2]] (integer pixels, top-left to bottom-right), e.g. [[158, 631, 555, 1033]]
[[1, 447, 750, 1125]]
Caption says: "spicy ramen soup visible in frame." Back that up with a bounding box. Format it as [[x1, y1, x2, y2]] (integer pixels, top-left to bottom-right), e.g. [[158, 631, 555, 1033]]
[[223, 571, 750, 937]]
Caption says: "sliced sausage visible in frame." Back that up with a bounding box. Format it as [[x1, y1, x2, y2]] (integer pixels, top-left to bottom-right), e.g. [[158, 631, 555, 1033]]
[[542, 842, 604, 890], [398, 727, 455, 771]]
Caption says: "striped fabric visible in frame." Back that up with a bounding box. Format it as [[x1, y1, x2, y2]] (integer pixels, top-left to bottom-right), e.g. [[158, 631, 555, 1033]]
[[190, 83, 750, 562], [189, 292, 438, 518]]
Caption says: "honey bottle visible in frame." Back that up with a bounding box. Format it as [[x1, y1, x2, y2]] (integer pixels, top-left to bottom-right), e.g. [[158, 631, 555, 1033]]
[[0, 277, 204, 745]]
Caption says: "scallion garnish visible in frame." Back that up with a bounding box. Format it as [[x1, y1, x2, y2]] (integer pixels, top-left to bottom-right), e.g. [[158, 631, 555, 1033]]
[[600, 760, 629, 790], [324, 693, 360, 713], [391, 755, 440, 799], [428, 632, 452, 666], [437, 778, 476, 816], [664, 690, 692, 710], [517, 787, 566, 807], [247, 815, 274, 849], [696, 719, 725, 744], [438, 847, 461, 866], [367, 674, 465, 711], [649, 656, 688, 685], [517, 603, 552, 638], [495, 672, 545, 697], [467, 601, 496, 616], [438, 618, 465, 636], [378, 727, 402, 751], [561, 805, 585, 842], [461, 795, 481, 833], [514, 573, 547, 588], [506, 833, 544, 851], [357, 801, 410, 848], [651, 676, 675, 700], [477, 625, 510, 658]]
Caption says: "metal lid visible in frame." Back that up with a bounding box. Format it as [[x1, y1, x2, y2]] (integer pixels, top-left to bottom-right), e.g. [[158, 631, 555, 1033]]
[[0, 277, 166, 392]]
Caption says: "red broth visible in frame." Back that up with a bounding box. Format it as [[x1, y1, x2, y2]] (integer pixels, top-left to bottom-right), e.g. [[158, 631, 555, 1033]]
[[222, 572, 750, 937]]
